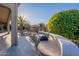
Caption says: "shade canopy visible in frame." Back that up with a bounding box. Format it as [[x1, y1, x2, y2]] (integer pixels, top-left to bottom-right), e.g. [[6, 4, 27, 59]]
[[0, 5, 11, 25]]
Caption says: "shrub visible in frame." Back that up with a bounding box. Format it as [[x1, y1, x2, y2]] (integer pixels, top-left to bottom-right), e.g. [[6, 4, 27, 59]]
[[48, 9, 79, 40]]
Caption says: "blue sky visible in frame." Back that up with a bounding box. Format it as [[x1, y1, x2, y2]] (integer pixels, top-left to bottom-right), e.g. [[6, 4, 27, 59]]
[[18, 3, 79, 24]]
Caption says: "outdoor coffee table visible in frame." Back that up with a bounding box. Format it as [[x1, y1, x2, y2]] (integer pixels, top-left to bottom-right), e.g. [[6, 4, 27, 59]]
[[38, 40, 62, 56]]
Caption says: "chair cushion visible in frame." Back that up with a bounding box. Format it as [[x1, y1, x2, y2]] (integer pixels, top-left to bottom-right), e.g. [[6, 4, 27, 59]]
[[39, 35, 48, 41]]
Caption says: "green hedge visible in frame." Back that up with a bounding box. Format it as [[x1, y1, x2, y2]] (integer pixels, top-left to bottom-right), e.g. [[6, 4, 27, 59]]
[[48, 9, 79, 40]]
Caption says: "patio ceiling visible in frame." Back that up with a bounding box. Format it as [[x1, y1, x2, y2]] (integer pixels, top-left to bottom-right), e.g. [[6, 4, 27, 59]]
[[0, 5, 11, 25]]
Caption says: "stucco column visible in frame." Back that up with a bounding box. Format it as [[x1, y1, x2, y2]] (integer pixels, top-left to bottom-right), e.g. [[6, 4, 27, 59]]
[[7, 21, 10, 34], [1, 24, 4, 32], [11, 4, 18, 46], [0, 24, 4, 32]]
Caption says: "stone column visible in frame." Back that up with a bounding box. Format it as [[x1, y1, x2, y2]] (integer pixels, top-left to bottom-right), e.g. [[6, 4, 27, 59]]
[[11, 4, 18, 46]]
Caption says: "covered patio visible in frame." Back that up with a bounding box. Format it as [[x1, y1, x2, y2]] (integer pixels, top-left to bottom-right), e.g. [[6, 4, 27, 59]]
[[0, 3, 18, 46], [0, 3, 38, 56]]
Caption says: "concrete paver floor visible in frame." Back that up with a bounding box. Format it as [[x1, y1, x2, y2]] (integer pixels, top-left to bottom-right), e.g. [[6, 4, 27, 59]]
[[0, 33, 38, 56]]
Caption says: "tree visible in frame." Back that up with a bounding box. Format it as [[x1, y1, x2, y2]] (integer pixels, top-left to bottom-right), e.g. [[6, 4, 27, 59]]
[[25, 22, 31, 31], [18, 16, 32, 35], [48, 9, 79, 40], [18, 16, 26, 35]]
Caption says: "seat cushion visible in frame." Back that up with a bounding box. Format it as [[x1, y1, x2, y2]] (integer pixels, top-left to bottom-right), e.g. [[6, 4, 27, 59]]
[[39, 35, 48, 41], [38, 40, 61, 56]]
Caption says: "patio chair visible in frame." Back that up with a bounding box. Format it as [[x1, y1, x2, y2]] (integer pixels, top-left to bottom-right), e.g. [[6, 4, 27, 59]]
[[37, 32, 62, 56]]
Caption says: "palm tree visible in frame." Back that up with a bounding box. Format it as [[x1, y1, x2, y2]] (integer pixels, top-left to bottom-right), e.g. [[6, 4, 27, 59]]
[[18, 16, 26, 35]]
